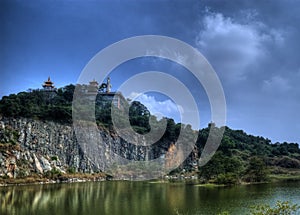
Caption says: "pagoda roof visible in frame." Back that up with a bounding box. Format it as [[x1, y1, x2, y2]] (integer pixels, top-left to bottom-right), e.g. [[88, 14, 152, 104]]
[[89, 79, 99, 85], [43, 77, 55, 88]]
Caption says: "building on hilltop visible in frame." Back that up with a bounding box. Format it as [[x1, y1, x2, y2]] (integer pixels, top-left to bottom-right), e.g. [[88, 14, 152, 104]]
[[87, 79, 99, 95], [98, 91, 126, 109], [41, 76, 127, 109], [98, 76, 112, 93], [42, 77, 56, 91], [42, 77, 57, 101], [94, 77, 126, 109]]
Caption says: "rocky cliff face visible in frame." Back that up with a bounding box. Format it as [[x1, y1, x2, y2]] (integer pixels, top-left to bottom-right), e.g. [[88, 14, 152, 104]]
[[0, 117, 94, 178], [0, 117, 181, 179]]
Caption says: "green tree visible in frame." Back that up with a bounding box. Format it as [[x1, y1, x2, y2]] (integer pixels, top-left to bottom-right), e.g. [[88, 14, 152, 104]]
[[219, 136, 236, 155], [244, 157, 269, 182], [129, 101, 150, 134], [199, 151, 243, 184]]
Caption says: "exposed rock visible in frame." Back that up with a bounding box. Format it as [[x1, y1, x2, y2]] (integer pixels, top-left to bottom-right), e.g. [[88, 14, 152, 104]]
[[32, 153, 43, 174], [0, 117, 161, 177], [0, 117, 181, 178], [40, 156, 52, 172], [5, 156, 17, 178]]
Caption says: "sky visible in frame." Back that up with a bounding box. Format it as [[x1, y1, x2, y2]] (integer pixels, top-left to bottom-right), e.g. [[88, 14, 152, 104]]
[[1, 0, 300, 143]]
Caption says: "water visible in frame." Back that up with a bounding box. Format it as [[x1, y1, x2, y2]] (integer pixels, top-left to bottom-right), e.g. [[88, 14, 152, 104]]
[[1, 181, 299, 215]]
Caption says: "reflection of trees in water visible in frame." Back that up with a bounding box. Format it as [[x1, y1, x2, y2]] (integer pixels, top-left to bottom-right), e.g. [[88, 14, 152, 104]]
[[1, 182, 176, 215], [1, 181, 299, 214], [1, 184, 100, 214]]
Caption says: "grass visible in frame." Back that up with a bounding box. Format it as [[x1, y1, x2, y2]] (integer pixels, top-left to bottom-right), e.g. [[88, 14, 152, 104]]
[[148, 180, 169, 184], [0, 176, 48, 185], [194, 183, 226, 188], [269, 174, 300, 182]]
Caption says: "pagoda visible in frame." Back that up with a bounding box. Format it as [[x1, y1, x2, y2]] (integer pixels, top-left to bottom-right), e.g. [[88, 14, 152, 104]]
[[42, 77, 55, 91], [87, 79, 99, 94]]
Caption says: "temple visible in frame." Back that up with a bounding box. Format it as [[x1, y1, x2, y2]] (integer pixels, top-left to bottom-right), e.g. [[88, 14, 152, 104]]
[[87, 79, 99, 94], [42, 77, 55, 91], [99, 91, 126, 109], [98, 76, 112, 93], [87, 77, 126, 109]]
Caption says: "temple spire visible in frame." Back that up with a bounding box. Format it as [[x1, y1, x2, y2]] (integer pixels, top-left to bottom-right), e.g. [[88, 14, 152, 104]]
[[42, 76, 55, 91], [106, 77, 112, 93]]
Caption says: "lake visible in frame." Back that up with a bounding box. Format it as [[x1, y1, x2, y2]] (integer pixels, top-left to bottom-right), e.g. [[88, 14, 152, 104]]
[[1, 181, 299, 215]]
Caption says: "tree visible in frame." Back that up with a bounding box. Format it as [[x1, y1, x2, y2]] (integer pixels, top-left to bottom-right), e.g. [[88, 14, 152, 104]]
[[62, 84, 75, 102], [129, 101, 150, 133], [219, 136, 236, 155], [244, 157, 269, 182], [199, 151, 243, 184]]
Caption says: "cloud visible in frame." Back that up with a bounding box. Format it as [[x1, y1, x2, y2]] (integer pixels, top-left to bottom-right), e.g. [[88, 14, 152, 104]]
[[262, 75, 291, 93], [128, 92, 182, 121], [145, 49, 189, 67], [195, 11, 284, 81]]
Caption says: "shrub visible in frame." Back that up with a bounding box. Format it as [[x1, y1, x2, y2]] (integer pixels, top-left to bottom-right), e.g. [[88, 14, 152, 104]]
[[51, 156, 58, 161], [216, 173, 239, 185], [251, 201, 300, 215], [67, 167, 76, 174]]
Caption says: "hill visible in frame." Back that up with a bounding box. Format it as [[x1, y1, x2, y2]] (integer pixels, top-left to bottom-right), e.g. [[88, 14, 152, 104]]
[[0, 85, 299, 184]]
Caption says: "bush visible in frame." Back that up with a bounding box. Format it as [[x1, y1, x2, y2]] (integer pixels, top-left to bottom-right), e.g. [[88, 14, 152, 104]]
[[244, 157, 269, 182], [67, 167, 76, 174], [216, 173, 239, 185], [276, 156, 300, 168], [251, 201, 300, 215], [51, 156, 58, 161], [44, 168, 62, 179]]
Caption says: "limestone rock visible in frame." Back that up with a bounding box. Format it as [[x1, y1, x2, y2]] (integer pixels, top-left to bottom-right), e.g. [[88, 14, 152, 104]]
[[40, 156, 52, 172], [0, 117, 172, 176], [32, 153, 43, 174]]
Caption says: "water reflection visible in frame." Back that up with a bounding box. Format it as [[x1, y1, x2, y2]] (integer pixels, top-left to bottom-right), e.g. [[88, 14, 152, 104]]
[[1, 181, 300, 215]]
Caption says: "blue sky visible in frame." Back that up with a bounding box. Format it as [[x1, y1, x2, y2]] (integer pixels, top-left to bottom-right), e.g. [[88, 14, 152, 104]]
[[1, 0, 300, 143]]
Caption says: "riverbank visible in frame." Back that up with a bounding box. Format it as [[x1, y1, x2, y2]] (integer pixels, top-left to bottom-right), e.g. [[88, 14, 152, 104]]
[[2, 172, 300, 187], [0, 172, 107, 186]]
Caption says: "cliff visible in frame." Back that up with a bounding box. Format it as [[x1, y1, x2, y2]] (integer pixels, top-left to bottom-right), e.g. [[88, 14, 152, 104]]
[[0, 117, 93, 178], [1, 116, 300, 184], [0, 117, 173, 180]]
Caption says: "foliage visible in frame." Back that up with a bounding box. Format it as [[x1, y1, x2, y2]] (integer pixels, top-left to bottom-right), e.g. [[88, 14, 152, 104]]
[[0, 126, 19, 145], [216, 173, 239, 185], [251, 201, 300, 215], [199, 151, 243, 184], [244, 157, 269, 182], [51, 156, 58, 161], [129, 101, 150, 133], [217, 212, 230, 215], [44, 168, 62, 179], [0, 86, 74, 122], [275, 156, 300, 168], [67, 167, 76, 174], [0, 85, 152, 132], [196, 124, 300, 184]]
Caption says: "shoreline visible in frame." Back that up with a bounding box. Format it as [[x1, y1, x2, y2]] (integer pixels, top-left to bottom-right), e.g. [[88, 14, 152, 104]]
[[0, 173, 108, 187], [1, 173, 300, 187]]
